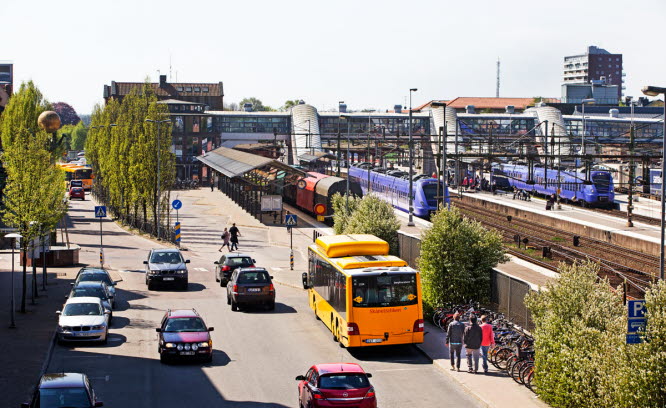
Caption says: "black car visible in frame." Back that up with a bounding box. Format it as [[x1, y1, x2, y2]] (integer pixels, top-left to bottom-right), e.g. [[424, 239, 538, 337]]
[[226, 267, 275, 311], [22, 372, 103, 407], [214, 253, 255, 287]]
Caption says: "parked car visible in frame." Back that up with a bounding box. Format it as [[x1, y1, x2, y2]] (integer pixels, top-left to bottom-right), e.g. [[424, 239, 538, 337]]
[[156, 309, 214, 363], [56, 297, 110, 345], [214, 253, 255, 287], [67, 281, 113, 320], [144, 248, 190, 290], [74, 269, 117, 304], [296, 363, 376, 408], [69, 186, 85, 200], [22, 372, 104, 408], [226, 267, 275, 311]]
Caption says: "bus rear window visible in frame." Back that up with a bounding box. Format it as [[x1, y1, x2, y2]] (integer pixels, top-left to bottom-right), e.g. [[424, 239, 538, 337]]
[[352, 274, 417, 308]]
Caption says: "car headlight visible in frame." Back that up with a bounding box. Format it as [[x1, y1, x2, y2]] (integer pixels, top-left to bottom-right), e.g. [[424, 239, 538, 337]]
[[198, 341, 211, 348], [165, 343, 176, 348], [59, 326, 70, 332], [176, 269, 187, 274], [191, 343, 199, 351], [184, 343, 191, 351], [92, 325, 105, 330], [177, 344, 184, 351], [149, 270, 158, 275]]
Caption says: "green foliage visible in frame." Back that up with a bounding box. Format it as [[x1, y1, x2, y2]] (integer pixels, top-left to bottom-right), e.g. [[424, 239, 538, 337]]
[[331, 192, 359, 234], [417, 206, 506, 309], [70, 122, 88, 150], [281, 99, 301, 111], [239, 97, 274, 112], [342, 194, 400, 254]]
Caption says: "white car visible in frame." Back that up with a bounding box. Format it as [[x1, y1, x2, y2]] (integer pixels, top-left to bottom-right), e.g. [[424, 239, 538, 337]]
[[56, 297, 110, 345]]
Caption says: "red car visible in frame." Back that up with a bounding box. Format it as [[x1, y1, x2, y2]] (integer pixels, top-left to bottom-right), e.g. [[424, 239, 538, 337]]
[[296, 363, 376, 408], [69, 187, 85, 200], [156, 309, 214, 363]]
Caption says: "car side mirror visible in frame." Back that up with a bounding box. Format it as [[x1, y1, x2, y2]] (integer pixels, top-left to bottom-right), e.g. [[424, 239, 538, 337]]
[[70, 282, 75, 286], [295, 375, 306, 381], [64, 295, 69, 299], [143, 260, 148, 265], [366, 373, 372, 378], [155, 328, 161, 333], [252, 259, 256, 263], [185, 260, 190, 264], [301, 272, 309, 289], [94, 401, 104, 407], [56, 311, 61, 315], [208, 327, 214, 331], [214, 261, 219, 265]]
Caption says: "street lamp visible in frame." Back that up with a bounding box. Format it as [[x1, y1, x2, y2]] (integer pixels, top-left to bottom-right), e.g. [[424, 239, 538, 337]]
[[337, 101, 345, 177], [581, 98, 595, 158], [146, 119, 171, 239], [432, 101, 448, 208], [5, 232, 22, 328], [642, 85, 666, 280], [341, 114, 351, 211], [408, 88, 418, 226]]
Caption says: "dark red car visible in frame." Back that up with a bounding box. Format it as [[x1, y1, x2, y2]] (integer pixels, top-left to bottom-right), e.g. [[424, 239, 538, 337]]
[[296, 363, 376, 408], [156, 309, 214, 363], [69, 186, 85, 200]]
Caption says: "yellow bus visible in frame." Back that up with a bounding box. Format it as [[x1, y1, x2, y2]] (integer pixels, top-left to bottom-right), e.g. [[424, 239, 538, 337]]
[[303, 234, 424, 347], [58, 164, 94, 190]]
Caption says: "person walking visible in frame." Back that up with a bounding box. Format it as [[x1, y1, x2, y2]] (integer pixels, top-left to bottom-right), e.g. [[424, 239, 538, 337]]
[[479, 315, 495, 373], [229, 223, 241, 251], [446, 313, 465, 372], [219, 228, 230, 252], [463, 315, 483, 373]]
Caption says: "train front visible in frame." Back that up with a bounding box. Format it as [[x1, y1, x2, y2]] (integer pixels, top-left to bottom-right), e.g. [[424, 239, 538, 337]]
[[414, 178, 449, 218], [588, 171, 615, 207]]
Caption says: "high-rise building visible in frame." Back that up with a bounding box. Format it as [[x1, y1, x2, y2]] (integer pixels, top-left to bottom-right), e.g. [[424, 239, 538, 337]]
[[563, 46, 624, 98]]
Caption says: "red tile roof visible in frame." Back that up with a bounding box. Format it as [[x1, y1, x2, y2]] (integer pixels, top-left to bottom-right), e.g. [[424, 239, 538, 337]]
[[416, 97, 559, 111]]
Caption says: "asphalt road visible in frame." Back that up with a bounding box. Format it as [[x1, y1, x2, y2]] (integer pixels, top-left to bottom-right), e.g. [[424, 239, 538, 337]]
[[46, 191, 482, 407]]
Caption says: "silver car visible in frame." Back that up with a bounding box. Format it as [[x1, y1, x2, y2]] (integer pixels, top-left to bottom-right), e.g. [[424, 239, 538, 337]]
[[144, 248, 190, 290], [67, 281, 114, 320], [56, 297, 110, 344]]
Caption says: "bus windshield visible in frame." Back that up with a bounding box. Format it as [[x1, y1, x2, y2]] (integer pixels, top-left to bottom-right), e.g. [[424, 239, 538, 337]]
[[352, 273, 418, 308]]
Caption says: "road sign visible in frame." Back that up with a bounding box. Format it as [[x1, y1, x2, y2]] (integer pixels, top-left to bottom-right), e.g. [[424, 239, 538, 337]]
[[261, 195, 282, 212], [172, 199, 183, 210], [174, 222, 181, 242], [94, 206, 107, 218], [627, 299, 646, 344], [285, 214, 297, 227]]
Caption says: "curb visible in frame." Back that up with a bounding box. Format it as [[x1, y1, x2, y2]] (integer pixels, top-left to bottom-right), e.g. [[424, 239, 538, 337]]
[[414, 343, 492, 408], [273, 279, 306, 291]]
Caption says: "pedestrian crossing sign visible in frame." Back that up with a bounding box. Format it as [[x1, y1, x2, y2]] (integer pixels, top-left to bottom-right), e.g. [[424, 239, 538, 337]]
[[285, 214, 297, 226], [94, 206, 107, 218]]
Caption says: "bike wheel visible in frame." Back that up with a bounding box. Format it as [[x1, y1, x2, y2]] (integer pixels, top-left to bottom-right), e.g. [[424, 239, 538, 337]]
[[520, 362, 534, 386], [511, 360, 526, 383], [493, 348, 513, 370], [524, 365, 536, 392]]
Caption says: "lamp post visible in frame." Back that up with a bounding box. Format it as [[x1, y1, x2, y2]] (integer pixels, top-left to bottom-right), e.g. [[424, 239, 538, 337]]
[[581, 98, 595, 178], [408, 88, 417, 226], [626, 96, 637, 227], [432, 101, 448, 208], [642, 85, 666, 280], [341, 114, 351, 210], [337, 101, 344, 177], [5, 233, 21, 328], [146, 119, 170, 239]]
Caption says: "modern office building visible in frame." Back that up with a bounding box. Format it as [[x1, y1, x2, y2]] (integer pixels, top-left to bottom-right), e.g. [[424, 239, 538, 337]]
[[104, 75, 224, 110], [563, 46, 624, 98]]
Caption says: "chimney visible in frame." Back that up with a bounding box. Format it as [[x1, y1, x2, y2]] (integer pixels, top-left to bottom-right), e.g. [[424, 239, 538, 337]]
[[394, 104, 402, 113], [339, 103, 347, 113], [159, 75, 167, 88], [466, 105, 475, 114], [243, 103, 253, 112], [505, 105, 515, 114]]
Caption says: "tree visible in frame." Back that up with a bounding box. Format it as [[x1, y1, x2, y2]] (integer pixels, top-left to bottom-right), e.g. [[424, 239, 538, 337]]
[[223, 102, 239, 111], [281, 99, 301, 111], [417, 206, 507, 309], [70, 122, 88, 150], [238, 97, 274, 112], [343, 194, 400, 254], [0, 81, 67, 313], [331, 192, 360, 234], [52, 102, 80, 125]]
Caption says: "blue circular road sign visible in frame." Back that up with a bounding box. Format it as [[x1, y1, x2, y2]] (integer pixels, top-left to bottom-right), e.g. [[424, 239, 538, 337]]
[[172, 199, 183, 210]]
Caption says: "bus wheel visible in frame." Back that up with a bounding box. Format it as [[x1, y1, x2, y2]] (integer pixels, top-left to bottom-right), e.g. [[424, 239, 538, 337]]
[[314, 307, 320, 320]]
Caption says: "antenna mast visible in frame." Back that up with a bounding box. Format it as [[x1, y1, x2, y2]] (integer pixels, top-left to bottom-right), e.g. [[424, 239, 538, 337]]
[[496, 58, 500, 98]]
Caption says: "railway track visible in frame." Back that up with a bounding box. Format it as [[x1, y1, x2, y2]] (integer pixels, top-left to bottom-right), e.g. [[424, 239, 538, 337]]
[[450, 197, 657, 298]]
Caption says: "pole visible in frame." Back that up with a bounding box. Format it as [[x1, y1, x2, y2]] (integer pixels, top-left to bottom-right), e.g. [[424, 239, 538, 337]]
[[660, 108, 666, 280], [443, 119, 448, 207], [367, 131, 371, 193], [41, 231, 46, 291], [337, 123, 341, 177], [10, 239, 15, 328], [437, 126, 441, 208], [157, 121, 162, 239], [627, 121, 635, 227], [555, 123, 562, 210], [289, 226, 294, 271], [544, 120, 548, 188], [582, 103, 586, 158], [346, 119, 351, 211], [408, 89, 415, 226], [100, 211, 103, 267]]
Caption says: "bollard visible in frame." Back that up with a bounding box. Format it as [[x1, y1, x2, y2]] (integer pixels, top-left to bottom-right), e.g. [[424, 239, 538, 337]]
[[573, 235, 580, 247], [290, 250, 294, 271], [542, 247, 551, 258]]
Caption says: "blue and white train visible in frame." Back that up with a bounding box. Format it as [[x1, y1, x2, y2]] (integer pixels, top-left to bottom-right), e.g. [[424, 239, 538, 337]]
[[348, 166, 449, 218], [492, 164, 615, 208]]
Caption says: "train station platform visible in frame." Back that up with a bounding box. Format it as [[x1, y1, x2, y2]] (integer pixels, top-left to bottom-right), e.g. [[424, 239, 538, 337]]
[[451, 189, 662, 257]]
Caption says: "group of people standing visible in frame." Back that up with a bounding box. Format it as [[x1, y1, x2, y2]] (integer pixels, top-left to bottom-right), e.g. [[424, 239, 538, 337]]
[[445, 313, 495, 373], [219, 223, 241, 252]]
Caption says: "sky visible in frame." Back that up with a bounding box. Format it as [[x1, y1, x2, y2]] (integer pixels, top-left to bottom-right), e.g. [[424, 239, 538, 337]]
[[2, 0, 664, 114]]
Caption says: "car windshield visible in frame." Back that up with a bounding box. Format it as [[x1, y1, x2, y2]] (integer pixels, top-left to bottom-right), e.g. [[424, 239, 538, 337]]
[[319, 374, 370, 390], [78, 274, 113, 286], [150, 251, 183, 264], [228, 257, 253, 266], [71, 286, 107, 300], [39, 387, 90, 408], [352, 273, 418, 308], [164, 317, 207, 332], [63, 303, 102, 316], [237, 271, 270, 284]]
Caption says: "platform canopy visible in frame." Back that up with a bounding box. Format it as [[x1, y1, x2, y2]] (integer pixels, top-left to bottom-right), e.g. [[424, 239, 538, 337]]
[[198, 146, 307, 187]]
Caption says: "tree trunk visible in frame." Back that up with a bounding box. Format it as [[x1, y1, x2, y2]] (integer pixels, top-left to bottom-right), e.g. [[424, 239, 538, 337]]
[[20, 248, 27, 313], [32, 250, 38, 303]]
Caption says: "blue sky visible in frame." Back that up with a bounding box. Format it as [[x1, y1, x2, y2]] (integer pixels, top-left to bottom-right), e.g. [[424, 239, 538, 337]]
[[3, 0, 663, 114]]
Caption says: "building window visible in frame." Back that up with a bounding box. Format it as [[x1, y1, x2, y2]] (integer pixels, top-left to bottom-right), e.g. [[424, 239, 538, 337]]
[[176, 87, 183, 91], [202, 87, 209, 92], [185, 87, 192, 92], [194, 87, 200, 92], [616, 57, 619, 61]]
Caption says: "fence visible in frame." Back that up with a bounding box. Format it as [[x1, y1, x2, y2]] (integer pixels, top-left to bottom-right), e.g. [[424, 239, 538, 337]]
[[490, 269, 534, 330], [397, 231, 421, 266]]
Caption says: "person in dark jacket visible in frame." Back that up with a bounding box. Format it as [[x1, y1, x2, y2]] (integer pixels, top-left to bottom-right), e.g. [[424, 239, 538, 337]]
[[446, 313, 465, 371], [463, 315, 483, 373]]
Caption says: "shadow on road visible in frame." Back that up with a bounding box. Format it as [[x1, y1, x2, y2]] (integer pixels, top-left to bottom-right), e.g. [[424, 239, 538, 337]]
[[347, 344, 433, 366], [240, 302, 297, 314]]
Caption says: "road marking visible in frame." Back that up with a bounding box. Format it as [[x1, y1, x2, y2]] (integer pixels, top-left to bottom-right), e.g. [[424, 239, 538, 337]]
[[272, 267, 284, 271], [195, 267, 208, 272]]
